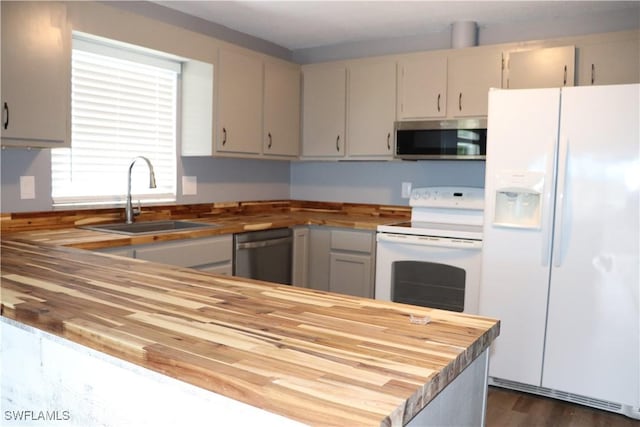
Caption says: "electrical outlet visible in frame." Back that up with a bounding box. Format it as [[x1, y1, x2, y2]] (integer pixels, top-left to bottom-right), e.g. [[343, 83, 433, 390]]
[[401, 182, 412, 198], [182, 176, 197, 195], [20, 176, 35, 199]]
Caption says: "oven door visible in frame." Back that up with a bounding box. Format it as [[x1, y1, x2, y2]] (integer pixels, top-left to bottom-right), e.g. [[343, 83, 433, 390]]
[[375, 233, 482, 314]]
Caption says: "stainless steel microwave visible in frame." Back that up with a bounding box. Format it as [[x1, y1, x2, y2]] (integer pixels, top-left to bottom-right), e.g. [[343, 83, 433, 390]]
[[395, 118, 487, 160]]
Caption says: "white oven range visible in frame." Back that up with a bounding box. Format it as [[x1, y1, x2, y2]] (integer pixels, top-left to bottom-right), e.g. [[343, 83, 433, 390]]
[[375, 187, 484, 314]]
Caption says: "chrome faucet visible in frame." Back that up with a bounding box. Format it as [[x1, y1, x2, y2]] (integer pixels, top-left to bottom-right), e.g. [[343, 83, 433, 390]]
[[125, 156, 157, 224]]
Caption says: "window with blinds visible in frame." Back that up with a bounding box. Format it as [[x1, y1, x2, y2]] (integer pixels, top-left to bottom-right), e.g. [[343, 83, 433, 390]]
[[52, 36, 179, 206]]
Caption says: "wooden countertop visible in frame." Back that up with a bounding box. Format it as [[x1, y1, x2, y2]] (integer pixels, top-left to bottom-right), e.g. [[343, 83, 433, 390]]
[[1, 208, 499, 426], [1, 211, 398, 251]]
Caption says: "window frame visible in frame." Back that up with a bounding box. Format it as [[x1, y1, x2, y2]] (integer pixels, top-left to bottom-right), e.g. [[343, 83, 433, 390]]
[[51, 33, 182, 208]]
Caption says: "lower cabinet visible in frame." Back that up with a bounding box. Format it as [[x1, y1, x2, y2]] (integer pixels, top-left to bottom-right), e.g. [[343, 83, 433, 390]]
[[306, 227, 375, 298], [292, 227, 309, 287], [98, 235, 233, 274], [329, 253, 372, 298], [96, 227, 374, 297]]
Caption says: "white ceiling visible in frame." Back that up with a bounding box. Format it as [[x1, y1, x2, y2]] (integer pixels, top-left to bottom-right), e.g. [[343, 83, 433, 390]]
[[154, 1, 638, 50]]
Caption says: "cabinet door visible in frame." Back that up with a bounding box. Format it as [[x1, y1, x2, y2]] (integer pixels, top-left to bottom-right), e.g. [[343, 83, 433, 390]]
[[264, 61, 300, 157], [329, 253, 372, 298], [507, 46, 575, 89], [301, 65, 346, 158], [397, 53, 447, 119], [578, 37, 640, 86], [133, 235, 232, 269], [347, 60, 396, 158], [292, 227, 309, 287], [1, 1, 70, 147], [217, 48, 262, 155], [448, 50, 503, 117], [307, 227, 331, 292]]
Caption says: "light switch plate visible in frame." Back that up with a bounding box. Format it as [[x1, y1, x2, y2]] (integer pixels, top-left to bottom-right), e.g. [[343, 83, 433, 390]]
[[182, 176, 197, 195], [401, 182, 412, 199], [20, 176, 35, 199]]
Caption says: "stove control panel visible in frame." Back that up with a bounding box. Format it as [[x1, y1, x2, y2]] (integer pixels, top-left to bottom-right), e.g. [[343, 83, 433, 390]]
[[410, 187, 485, 210]]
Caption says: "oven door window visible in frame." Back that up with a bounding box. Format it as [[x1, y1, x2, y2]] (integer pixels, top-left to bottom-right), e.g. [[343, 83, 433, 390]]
[[391, 261, 466, 312]]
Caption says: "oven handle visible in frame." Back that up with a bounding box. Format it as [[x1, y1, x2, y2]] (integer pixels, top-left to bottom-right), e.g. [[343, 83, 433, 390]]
[[377, 233, 483, 249]]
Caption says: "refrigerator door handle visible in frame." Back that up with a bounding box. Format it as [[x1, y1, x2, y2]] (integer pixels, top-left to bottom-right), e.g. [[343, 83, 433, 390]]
[[552, 138, 570, 267], [542, 137, 559, 267]]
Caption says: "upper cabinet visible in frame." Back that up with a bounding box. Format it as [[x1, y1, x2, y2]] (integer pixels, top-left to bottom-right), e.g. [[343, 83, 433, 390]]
[[397, 53, 447, 119], [217, 48, 263, 155], [347, 60, 396, 159], [263, 60, 300, 158], [505, 45, 576, 89], [301, 65, 347, 158], [447, 49, 503, 117], [182, 50, 300, 159], [1, 1, 71, 148], [576, 33, 640, 86]]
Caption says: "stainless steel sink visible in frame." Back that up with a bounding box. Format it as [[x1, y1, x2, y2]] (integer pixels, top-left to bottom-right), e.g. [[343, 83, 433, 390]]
[[82, 220, 220, 235]]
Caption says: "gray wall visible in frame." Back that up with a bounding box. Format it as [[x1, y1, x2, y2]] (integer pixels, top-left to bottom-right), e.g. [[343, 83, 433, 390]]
[[1, 149, 53, 213], [179, 157, 290, 204], [0, 149, 290, 213], [289, 161, 486, 206]]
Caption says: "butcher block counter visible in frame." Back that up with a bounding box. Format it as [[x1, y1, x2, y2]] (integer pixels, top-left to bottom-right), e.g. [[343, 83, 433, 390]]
[[1, 202, 500, 426]]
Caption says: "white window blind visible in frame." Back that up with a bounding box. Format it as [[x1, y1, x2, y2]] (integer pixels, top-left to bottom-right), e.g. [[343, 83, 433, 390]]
[[52, 37, 179, 206]]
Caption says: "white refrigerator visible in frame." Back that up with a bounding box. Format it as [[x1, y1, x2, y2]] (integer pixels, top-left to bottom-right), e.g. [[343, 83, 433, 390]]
[[479, 84, 639, 418]]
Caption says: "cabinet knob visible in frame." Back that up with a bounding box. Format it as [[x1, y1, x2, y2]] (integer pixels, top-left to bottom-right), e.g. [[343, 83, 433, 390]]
[[458, 93, 463, 111], [222, 127, 227, 145], [437, 94, 441, 112], [336, 135, 340, 152], [268, 132, 272, 149], [563, 65, 568, 86], [387, 132, 391, 150], [591, 64, 595, 85]]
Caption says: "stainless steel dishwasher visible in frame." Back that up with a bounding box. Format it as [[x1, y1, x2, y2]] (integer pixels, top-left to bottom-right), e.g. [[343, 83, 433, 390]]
[[233, 228, 293, 285]]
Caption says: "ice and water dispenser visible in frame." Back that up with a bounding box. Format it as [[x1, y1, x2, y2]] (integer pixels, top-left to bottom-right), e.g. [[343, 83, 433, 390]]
[[493, 171, 544, 229]]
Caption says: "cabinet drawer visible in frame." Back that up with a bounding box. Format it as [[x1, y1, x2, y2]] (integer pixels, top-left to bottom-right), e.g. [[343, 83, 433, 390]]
[[330, 230, 373, 253], [134, 235, 232, 268]]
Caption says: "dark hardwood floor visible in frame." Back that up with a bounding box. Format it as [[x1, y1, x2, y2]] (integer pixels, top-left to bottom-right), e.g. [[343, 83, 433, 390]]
[[486, 386, 640, 427]]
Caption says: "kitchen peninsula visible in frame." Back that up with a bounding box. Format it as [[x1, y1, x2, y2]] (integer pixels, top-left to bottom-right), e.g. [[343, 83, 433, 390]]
[[1, 207, 499, 427]]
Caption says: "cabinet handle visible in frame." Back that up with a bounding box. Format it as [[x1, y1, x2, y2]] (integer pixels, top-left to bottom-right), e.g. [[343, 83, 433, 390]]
[[387, 132, 391, 150], [437, 94, 441, 112], [3, 102, 8, 130], [591, 64, 595, 85], [336, 135, 340, 151], [458, 92, 463, 111], [268, 132, 272, 149], [222, 127, 227, 146], [563, 65, 567, 86]]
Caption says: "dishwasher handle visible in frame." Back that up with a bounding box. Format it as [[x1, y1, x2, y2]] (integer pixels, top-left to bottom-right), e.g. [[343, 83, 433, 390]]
[[235, 236, 292, 250]]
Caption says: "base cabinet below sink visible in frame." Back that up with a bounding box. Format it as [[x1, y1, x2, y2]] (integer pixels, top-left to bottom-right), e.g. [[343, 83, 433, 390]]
[[97, 235, 233, 275]]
